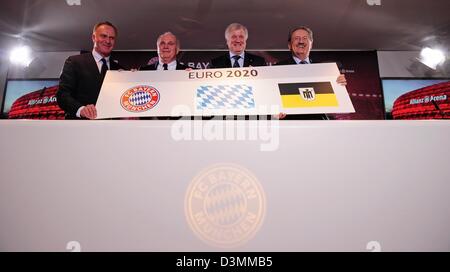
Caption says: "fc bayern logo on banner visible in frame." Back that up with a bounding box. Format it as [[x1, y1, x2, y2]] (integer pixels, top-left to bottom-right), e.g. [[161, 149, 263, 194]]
[[120, 85, 160, 112]]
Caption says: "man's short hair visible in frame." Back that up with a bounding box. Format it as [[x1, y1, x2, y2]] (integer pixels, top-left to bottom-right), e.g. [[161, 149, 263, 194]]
[[93, 21, 118, 36], [288, 26, 313, 42], [225, 23, 248, 41], [156, 31, 180, 52]]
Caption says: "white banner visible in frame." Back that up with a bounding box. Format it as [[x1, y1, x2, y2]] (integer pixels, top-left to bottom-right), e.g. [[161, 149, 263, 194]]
[[95, 63, 355, 119]]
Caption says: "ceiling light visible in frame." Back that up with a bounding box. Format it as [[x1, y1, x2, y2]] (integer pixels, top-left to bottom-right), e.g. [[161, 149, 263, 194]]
[[9, 45, 34, 67], [66, 0, 81, 6], [418, 47, 446, 70], [366, 0, 381, 6]]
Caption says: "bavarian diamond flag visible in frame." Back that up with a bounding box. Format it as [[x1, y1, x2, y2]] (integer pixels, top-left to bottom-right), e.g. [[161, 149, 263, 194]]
[[278, 82, 339, 108], [196, 84, 255, 110]]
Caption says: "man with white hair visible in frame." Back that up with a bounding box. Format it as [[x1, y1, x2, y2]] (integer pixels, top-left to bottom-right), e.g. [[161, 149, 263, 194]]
[[210, 23, 266, 68], [140, 32, 188, 70]]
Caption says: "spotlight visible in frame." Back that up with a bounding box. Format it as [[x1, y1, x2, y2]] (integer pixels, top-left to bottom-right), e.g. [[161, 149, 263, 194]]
[[366, 0, 381, 6], [418, 47, 446, 70], [9, 45, 34, 67], [66, 0, 81, 6]]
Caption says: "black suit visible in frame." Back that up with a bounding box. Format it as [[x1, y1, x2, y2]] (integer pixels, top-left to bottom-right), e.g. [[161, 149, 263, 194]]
[[210, 52, 266, 68], [140, 61, 188, 71], [276, 57, 298, 66], [57, 52, 123, 119], [275, 56, 329, 120]]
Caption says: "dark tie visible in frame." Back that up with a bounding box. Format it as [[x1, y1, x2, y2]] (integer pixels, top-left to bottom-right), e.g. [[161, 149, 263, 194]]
[[163, 63, 168, 70], [299, 60, 308, 64], [100, 58, 108, 79], [232, 55, 241, 68]]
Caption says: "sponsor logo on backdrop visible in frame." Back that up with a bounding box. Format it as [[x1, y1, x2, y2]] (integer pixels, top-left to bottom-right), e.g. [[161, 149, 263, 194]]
[[120, 85, 160, 112], [409, 94, 447, 105], [27, 96, 57, 106], [185, 163, 266, 248], [196, 85, 255, 110]]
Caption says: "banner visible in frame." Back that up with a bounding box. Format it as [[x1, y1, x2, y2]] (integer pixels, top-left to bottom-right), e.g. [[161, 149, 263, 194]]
[[113, 50, 384, 120], [95, 63, 354, 119]]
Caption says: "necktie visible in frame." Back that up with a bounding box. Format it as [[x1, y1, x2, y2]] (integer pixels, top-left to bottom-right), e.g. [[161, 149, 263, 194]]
[[232, 55, 241, 68], [163, 63, 168, 70], [299, 60, 308, 64], [100, 58, 108, 79]]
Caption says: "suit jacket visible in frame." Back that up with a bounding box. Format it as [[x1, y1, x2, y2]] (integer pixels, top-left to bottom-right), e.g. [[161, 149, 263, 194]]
[[139, 61, 188, 71], [276, 57, 298, 66], [275, 56, 329, 120], [210, 52, 266, 68], [57, 52, 123, 119], [277, 56, 343, 69]]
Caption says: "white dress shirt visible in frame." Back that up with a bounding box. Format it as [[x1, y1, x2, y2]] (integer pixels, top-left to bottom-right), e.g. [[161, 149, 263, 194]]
[[293, 55, 311, 64], [157, 59, 177, 70], [229, 52, 245, 67], [92, 49, 111, 72]]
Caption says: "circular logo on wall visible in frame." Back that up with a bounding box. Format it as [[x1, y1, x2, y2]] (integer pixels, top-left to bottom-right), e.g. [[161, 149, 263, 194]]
[[120, 85, 160, 112], [185, 163, 266, 248]]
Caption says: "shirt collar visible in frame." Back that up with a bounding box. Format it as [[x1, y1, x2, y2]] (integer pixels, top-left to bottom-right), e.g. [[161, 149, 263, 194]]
[[293, 55, 310, 64], [158, 59, 177, 70], [229, 51, 245, 60], [92, 49, 110, 63]]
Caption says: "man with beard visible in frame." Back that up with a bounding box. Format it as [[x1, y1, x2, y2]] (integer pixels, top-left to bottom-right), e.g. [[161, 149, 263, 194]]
[[276, 26, 347, 120], [210, 23, 266, 68], [57, 21, 123, 119]]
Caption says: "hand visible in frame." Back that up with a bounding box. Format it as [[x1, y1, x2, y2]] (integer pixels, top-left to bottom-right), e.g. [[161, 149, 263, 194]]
[[80, 104, 97, 119], [336, 74, 347, 86], [272, 112, 287, 119], [130, 68, 138, 72]]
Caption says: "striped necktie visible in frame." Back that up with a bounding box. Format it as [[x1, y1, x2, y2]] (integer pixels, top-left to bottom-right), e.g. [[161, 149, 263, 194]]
[[232, 55, 241, 68]]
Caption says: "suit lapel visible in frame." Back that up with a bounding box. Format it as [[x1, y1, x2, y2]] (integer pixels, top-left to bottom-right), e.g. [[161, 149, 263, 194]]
[[243, 53, 250, 67], [224, 55, 232, 68], [86, 53, 102, 81], [289, 56, 297, 65], [110, 59, 119, 70]]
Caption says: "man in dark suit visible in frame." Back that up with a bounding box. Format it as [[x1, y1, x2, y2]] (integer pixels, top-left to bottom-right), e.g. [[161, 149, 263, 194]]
[[208, 23, 266, 120], [140, 32, 188, 71], [139, 32, 190, 120], [210, 23, 266, 68], [276, 26, 347, 120], [57, 21, 123, 119]]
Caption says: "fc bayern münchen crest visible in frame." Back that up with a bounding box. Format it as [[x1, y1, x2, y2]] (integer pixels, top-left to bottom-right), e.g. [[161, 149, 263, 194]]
[[185, 163, 266, 248], [120, 85, 160, 112]]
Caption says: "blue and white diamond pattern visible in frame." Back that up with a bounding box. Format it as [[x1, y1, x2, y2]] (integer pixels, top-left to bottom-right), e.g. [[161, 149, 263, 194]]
[[196, 85, 255, 110], [129, 91, 151, 106]]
